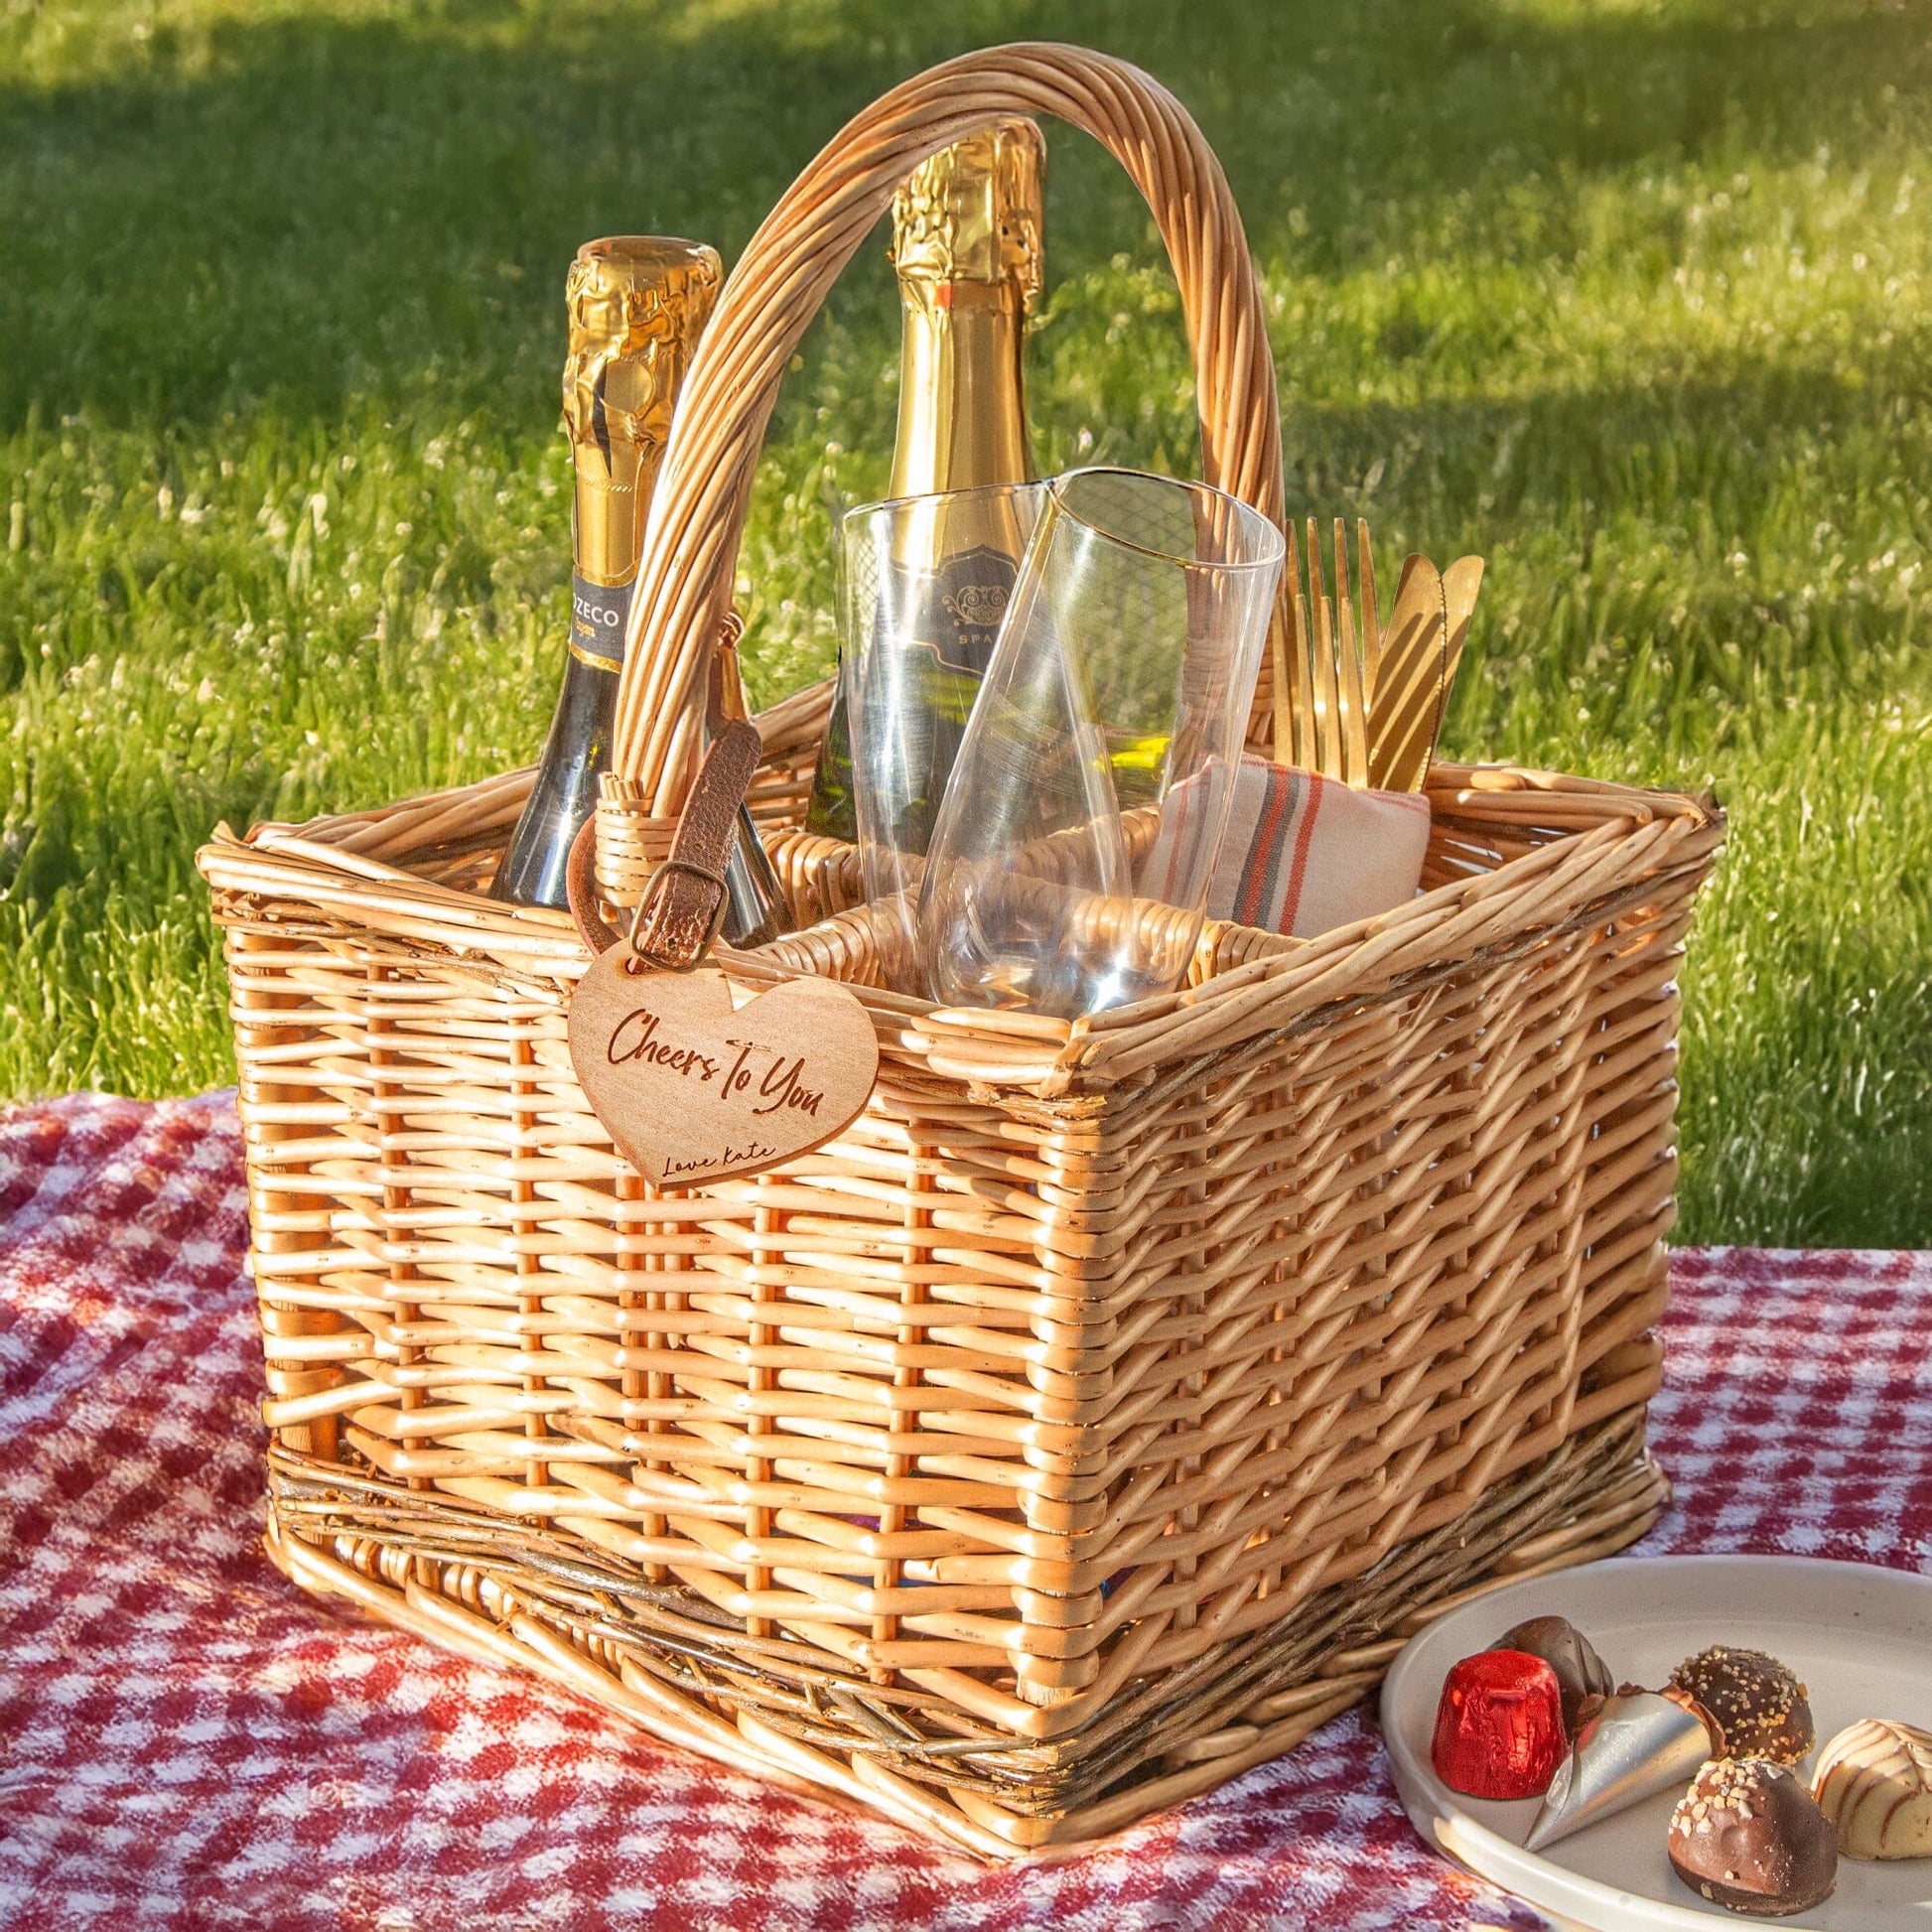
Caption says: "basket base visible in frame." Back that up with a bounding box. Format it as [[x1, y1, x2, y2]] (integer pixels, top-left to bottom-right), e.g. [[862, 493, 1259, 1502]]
[[264, 1409, 1667, 1861]]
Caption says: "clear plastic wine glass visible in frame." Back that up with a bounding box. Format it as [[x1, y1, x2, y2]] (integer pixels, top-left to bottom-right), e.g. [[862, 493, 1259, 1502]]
[[915, 467, 1284, 1019], [839, 481, 1050, 986]]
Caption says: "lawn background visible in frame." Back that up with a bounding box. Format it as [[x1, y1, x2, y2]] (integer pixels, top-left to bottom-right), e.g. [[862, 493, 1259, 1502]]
[[3, 0, 1928, 1245]]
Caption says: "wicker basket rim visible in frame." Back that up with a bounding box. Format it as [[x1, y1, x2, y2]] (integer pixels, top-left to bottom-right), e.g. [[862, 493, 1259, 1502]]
[[199, 754, 1722, 1101]]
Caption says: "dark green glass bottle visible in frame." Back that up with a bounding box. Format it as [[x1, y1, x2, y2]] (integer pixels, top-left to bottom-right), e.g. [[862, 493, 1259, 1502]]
[[493, 236, 721, 907]]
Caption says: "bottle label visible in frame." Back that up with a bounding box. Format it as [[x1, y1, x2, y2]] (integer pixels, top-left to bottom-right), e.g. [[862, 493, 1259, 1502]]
[[569, 572, 634, 667], [902, 544, 1020, 675]]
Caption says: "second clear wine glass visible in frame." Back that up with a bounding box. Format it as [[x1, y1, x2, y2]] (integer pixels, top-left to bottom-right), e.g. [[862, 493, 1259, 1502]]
[[915, 467, 1284, 1019]]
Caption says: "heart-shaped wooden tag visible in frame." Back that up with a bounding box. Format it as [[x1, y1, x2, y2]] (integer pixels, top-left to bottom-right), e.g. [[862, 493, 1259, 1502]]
[[568, 950, 879, 1185]]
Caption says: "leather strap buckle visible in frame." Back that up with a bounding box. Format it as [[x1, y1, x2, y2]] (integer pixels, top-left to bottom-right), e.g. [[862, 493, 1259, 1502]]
[[628, 856, 731, 972], [564, 708, 764, 968]]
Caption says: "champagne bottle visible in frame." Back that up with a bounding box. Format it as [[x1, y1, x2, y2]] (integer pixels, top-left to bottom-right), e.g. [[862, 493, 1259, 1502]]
[[803, 120, 1044, 847], [492, 236, 721, 907]]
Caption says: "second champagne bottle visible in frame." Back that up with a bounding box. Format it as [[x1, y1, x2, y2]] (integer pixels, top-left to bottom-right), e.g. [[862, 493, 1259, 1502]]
[[804, 120, 1045, 849]]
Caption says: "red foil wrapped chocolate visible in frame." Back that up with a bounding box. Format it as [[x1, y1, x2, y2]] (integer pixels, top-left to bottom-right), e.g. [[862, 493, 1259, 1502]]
[[1432, 1650, 1569, 1799]]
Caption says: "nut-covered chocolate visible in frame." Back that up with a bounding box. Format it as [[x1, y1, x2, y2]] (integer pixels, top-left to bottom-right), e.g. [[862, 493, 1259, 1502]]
[[1668, 1756, 1839, 1916], [1493, 1614, 1614, 1733], [1667, 1645, 1813, 1765], [1811, 1718, 1932, 1860]]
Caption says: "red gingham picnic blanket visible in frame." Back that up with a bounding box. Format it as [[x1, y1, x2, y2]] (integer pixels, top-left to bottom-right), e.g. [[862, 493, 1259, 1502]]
[[3, 1091, 1928, 1932]]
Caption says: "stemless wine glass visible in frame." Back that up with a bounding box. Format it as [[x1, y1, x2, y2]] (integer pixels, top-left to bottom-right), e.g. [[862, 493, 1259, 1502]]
[[840, 481, 1050, 983], [915, 467, 1284, 1019]]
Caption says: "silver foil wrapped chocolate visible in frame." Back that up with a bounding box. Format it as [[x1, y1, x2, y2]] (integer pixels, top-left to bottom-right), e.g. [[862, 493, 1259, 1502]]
[[1525, 1692, 1716, 1852]]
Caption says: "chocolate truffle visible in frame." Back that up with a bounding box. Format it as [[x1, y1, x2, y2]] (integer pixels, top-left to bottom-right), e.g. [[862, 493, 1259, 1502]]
[[1668, 1645, 1813, 1765], [1494, 1613, 1614, 1733], [1668, 1756, 1839, 1916], [1811, 1718, 1932, 1860]]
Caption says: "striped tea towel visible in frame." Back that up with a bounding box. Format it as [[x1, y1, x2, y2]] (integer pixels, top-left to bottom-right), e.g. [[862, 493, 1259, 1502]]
[[1141, 755, 1432, 938]]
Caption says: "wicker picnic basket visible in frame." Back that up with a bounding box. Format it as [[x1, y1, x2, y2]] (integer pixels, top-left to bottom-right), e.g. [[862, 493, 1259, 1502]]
[[197, 45, 1725, 1859]]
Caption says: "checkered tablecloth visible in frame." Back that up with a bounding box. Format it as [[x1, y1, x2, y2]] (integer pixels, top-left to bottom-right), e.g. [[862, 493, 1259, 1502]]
[[3, 1092, 1928, 1932]]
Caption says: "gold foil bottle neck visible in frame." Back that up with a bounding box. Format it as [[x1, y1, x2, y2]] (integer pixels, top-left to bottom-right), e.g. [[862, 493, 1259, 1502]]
[[564, 236, 721, 587], [891, 120, 1043, 304]]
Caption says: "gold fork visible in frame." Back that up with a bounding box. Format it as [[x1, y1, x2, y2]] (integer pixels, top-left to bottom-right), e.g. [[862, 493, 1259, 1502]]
[[1272, 518, 1484, 790]]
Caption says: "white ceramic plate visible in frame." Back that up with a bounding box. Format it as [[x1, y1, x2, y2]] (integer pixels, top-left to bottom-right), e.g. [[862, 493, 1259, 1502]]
[[1381, 1556, 1932, 1930]]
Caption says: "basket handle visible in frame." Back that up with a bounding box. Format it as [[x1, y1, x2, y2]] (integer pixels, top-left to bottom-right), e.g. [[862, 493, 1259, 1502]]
[[607, 42, 1287, 818]]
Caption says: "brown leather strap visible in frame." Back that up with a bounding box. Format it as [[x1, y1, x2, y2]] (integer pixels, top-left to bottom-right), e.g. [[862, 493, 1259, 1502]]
[[566, 718, 763, 965], [564, 813, 621, 955]]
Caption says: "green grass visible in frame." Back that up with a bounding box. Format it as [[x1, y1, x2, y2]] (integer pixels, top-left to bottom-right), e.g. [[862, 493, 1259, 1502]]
[[3, 0, 1929, 1244]]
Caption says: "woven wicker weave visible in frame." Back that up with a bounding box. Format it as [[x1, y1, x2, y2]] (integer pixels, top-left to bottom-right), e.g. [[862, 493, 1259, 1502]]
[[197, 44, 1724, 1859]]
